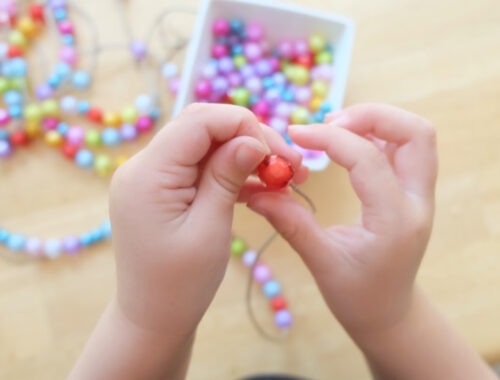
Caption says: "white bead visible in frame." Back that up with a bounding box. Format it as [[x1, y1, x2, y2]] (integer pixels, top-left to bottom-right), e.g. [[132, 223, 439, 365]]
[[60, 96, 78, 114], [162, 63, 179, 79], [135, 95, 153, 114], [44, 239, 62, 259], [0, 43, 8, 60]]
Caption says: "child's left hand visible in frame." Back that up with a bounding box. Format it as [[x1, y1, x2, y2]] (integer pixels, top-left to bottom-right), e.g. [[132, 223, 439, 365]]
[[110, 103, 306, 338]]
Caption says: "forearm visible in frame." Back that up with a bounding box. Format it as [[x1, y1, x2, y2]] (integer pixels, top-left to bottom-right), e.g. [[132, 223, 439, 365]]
[[69, 298, 194, 380], [351, 288, 497, 380]]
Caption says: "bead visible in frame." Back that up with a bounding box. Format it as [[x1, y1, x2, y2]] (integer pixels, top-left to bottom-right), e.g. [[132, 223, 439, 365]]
[[87, 107, 103, 123], [257, 155, 295, 189], [270, 296, 287, 311], [78, 101, 90, 114], [44, 239, 62, 259], [85, 129, 100, 147], [309, 33, 327, 53], [0, 140, 11, 158], [24, 104, 42, 122], [135, 95, 154, 114], [310, 96, 324, 112], [116, 155, 128, 167], [253, 264, 272, 284], [62, 236, 80, 254], [25, 237, 43, 257], [121, 106, 138, 124], [102, 127, 121, 146], [7, 45, 23, 58], [60, 46, 77, 66], [245, 76, 263, 95], [9, 130, 29, 146], [7, 234, 26, 252], [195, 79, 212, 100], [60, 96, 78, 114], [274, 102, 292, 119], [246, 21, 265, 42], [201, 62, 218, 79], [45, 130, 63, 147], [285, 65, 310, 86], [226, 72, 243, 88], [130, 40, 147, 61], [58, 20, 73, 34], [211, 76, 229, 97], [42, 117, 59, 131], [229, 87, 250, 107], [10, 58, 27, 77], [275, 310, 292, 328], [62, 143, 79, 159], [120, 123, 137, 141], [231, 238, 246, 257], [229, 18, 245, 35], [9, 105, 23, 119], [269, 117, 288, 136], [233, 55, 247, 69], [0, 109, 11, 126], [278, 39, 294, 59], [0, 229, 9, 243], [136, 116, 154, 132], [263, 280, 281, 298], [295, 86, 313, 105], [315, 51, 333, 65], [242, 249, 258, 267], [212, 19, 230, 37], [294, 39, 309, 57], [218, 56, 234, 74], [291, 106, 310, 124], [162, 62, 178, 79], [41, 99, 59, 116], [244, 42, 263, 62], [9, 78, 25, 91], [95, 154, 113, 176], [103, 112, 121, 127], [75, 149, 94, 168], [212, 44, 228, 59], [255, 59, 273, 77], [36, 84, 53, 100], [0, 78, 9, 93], [251, 100, 270, 118], [9, 30, 27, 48], [29, 4, 45, 23], [72, 70, 91, 89], [55, 62, 72, 79]]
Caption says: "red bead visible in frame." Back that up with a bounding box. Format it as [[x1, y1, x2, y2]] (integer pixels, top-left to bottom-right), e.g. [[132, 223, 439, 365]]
[[62, 143, 79, 159], [30, 4, 45, 23], [294, 53, 314, 69], [87, 108, 103, 123], [257, 155, 295, 190], [270, 296, 287, 311], [7, 45, 23, 58], [9, 130, 29, 146]]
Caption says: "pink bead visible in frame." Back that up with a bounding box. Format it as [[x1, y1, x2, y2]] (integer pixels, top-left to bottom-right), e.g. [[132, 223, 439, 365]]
[[136, 116, 154, 132], [195, 79, 212, 100], [168, 77, 180, 95], [25, 237, 43, 257], [67, 126, 85, 146], [268, 56, 281, 73], [242, 250, 258, 267], [58, 20, 74, 35], [251, 100, 270, 117], [243, 42, 262, 62], [212, 19, 230, 37], [246, 22, 265, 42], [294, 39, 309, 57], [269, 117, 288, 135], [60, 46, 77, 66], [212, 44, 228, 59], [42, 118, 59, 131], [0, 109, 10, 126], [295, 86, 313, 105], [278, 40, 294, 59], [253, 264, 272, 284]]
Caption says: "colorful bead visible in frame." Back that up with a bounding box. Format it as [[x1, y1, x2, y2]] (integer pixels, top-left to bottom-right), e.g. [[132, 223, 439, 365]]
[[253, 263, 272, 284], [95, 154, 113, 177], [257, 155, 295, 190], [274, 310, 292, 328], [45, 130, 63, 147], [75, 149, 94, 168], [44, 239, 62, 259], [263, 280, 281, 299], [231, 238, 246, 257], [72, 70, 91, 89]]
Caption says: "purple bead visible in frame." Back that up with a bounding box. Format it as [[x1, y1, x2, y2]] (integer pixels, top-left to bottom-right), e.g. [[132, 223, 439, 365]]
[[60, 46, 77, 66], [240, 64, 256, 79], [294, 39, 309, 56], [218, 56, 234, 74], [50, 0, 66, 8], [25, 237, 43, 257], [120, 123, 138, 141], [253, 264, 272, 284], [274, 310, 293, 329], [245, 76, 262, 95], [226, 72, 243, 88], [246, 22, 265, 42], [0, 108, 10, 126], [62, 236, 81, 254], [201, 62, 218, 79], [274, 102, 292, 119], [130, 41, 147, 61], [195, 79, 212, 100], [295, 86, 312, 105], [66, 126, 84, 145], [136, 116, 153, 132], [242, 250, 257, 267], [36, 84, 53, 100], [243, 42, 262, 62], [272, 72, 287, 87], [255, 59, 272, 77], [212, 76, 229, 96], [269, 117, 288, 135], [278, 40, 294, 59], [168, 77, 180, 95], [264, 88, 281, 105], [0, 140, 12, 158]]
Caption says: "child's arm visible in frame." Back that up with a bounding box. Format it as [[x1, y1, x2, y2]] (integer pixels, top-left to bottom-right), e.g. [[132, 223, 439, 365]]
[[248, 104, 497, 380], [69, 104, 306, 380]]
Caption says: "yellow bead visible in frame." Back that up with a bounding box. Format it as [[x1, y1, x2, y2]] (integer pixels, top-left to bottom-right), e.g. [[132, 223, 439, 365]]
[[310, 97, 323, 112], [45, 131, 63, 147], [95, 155, 113, 177], [309, 34, 327, 53], [41, 100, 59, 117], [103, 112, 121, 127], [17, 17, 37, 38], [9, 30, 27, 48], [121, 107, 138, 124], [24, 104, 43, 122], [25, 122, 41, 138], [116, 155, 128, 167], [312, 81, 329, 98]]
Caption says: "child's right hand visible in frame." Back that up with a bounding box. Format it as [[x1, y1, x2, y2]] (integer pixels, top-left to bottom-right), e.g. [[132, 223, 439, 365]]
[[248, 104, 438, 337]]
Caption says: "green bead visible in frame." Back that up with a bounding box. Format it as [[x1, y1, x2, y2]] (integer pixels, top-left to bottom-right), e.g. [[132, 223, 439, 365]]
[[231, 238, 247, 257], [291, 107, 311, 124], [0, 78, 9, 93], [9, 78, 25, 90], [315, 51, 333, 65], [85, 129, 101, 147], [9, 30, 27, 48], [230, 88, 250, 107], [312, 81, 329, 98], [287, 65, 310, 86], [41, 99, 59, 116], [309, 34, 328, 53], [95, 155, 113, 177], [24, 104, 43, 122], [121, 106, 138, 124], [233, 55, 247, 69]]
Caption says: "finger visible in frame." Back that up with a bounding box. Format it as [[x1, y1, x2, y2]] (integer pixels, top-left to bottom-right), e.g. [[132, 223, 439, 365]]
[[289, 124, 406, 230], [247, 192, 339, 274], [237, 178, 289, 203], [143, 104, 269, 187], [191, 136, 268, 217], [337, 103, 438, 197]]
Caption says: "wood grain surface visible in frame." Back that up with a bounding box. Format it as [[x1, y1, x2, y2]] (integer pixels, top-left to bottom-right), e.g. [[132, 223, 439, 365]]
[[1, 0, 500, 379]]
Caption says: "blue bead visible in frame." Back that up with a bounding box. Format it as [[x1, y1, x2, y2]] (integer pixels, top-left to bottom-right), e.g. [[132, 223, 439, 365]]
[[9, 105, 23, 119], [54, 8, 67, 20], [75, 149, 94, 168], [229, 18, 244, 34], [101, 220, 112, 238], [72, 71, 91, 90], [4, 90, 23, 106], [90, 229, 103, 243], [231, 43, 244, 55], [57, 122, 69, 135], [102, 128, 121, 146], [262, 77, 274, 89], [48, 74, 62, 88], [150, 108, 160, 120], [62, 35, 75, 46], [263, 280, 281, 299], [80, 234, 93, 246], [0, 229, 10, 243], [282, 90, 294, 102], [11, 58, 27, 77], [0, 130, 8, 141], [78, 100, 90, 114], [7, 234, 26, 252], [248, 95, 260, 106], [1, 62, 15, 78], [312, 113, 324, 123], [55, 62, 72, 79], [320, 103, 333, 113]]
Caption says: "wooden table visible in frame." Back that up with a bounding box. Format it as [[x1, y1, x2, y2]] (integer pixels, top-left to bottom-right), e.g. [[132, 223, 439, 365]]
[[1, 0, 500, 379]]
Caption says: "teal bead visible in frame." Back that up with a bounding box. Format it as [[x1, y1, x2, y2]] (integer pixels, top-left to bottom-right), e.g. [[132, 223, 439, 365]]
[[0, 229, 10, 243], [75, 149, 94, 168], [102, 128, 121, 146], [263, 280, 281, 299], [7, 234, 26, 252]]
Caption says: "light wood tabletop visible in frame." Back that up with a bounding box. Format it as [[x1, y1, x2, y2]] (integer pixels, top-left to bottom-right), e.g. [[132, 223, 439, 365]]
[[1, 0, 500, 379]]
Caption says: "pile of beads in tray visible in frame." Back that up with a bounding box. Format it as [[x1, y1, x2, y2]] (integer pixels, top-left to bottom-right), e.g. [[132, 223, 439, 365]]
[[194, 17, 334, 140]]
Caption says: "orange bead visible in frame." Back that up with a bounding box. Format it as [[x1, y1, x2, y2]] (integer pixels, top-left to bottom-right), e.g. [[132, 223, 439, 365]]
[[103, 112, 121, 127], [45, 131, 63, 147], [17, 17, 37, 38], [257, 155, 295, 190]]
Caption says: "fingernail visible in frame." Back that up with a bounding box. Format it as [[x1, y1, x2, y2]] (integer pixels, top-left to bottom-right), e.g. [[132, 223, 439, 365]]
[[236, 142, 267, 172]]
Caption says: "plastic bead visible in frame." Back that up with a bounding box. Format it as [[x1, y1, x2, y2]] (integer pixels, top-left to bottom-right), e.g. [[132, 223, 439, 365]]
[[274, 310, 292, 328], [85, 129, 100, 147], [45, 130, 63, 147], [231, 238, 246, 257], [263, 280, 281, 298], [257, 155, 295, 190], [72, 70, 91, 89], [270, 295, 287, 311], [44, 239, 62, 259], [253, 264, 272, 284], [75, 149, 94, 168], [242, 250, 258, 267], [7, 234, 26, 252], [95, 155, 113, 177], [102, 128, 121, 146]]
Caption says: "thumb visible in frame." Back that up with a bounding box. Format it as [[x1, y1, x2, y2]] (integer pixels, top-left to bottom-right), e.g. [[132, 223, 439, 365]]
[[191, 136, 269, 218], [247, 192, 336, 274]]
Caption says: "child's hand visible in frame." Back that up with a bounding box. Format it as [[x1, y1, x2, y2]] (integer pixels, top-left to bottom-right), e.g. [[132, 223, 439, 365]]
[[110, 104, 305, 336], [248, 104, 438, 336]]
